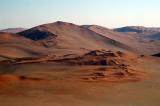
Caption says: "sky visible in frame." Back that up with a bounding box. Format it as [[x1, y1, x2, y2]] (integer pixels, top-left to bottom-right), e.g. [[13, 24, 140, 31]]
[[0, 0, 160, 29]]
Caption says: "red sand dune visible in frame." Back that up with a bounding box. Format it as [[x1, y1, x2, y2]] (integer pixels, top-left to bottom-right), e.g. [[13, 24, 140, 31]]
[[0, 21, 159, 59]]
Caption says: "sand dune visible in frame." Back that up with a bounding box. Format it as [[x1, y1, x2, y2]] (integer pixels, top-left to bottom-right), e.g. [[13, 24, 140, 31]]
[[0, 49, 148, 84], [18, 21, 132, 52], [0, 32, 48, 58], [82, 25, 160, 54], [0, 21, 160, 106], [0, 21, 159, 59]]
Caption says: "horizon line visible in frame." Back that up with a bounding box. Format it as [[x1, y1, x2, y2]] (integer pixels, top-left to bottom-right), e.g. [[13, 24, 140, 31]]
[[0, 21, 160, 30]]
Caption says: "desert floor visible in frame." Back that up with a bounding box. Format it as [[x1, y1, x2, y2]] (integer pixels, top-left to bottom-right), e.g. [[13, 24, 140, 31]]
[[0, 57, 160, 106]]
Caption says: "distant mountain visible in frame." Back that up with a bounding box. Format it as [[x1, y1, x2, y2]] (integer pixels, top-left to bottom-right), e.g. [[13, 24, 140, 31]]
[[0, 21, 160, 59], [114, 26, 160, 41], [18, 21, 130, 52], [82, 25, 160, 54], [114, 26, 160, 33], [147, 32, 160, 40], [0, 28, 27, 33]]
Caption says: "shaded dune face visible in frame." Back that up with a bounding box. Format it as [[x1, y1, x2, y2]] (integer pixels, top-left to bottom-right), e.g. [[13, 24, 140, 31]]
[[19, 29, 57, 41], [152, 53, 160, 57]]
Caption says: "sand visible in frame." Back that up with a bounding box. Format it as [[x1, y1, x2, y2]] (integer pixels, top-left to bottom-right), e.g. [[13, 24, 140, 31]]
[[0, 21, 159, 106], [0, 56, 159, 106]]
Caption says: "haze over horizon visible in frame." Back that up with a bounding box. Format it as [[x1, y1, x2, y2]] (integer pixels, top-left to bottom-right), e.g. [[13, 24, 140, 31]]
[[0, 0, 160, 29]]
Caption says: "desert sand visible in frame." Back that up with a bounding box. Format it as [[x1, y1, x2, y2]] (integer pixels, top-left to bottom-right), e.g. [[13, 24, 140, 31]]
[[0, 56, 159, 106], [0, 21, 160, 106]]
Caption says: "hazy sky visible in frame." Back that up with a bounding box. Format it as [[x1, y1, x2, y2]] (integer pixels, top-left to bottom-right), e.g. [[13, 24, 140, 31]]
[[0, 0, 160, 29]]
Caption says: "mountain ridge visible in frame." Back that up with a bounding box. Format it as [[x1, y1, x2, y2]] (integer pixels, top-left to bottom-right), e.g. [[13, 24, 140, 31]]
[[0, 21, 159, 59], [0, 28, 27, 33], [18, 21, 131, 51]]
